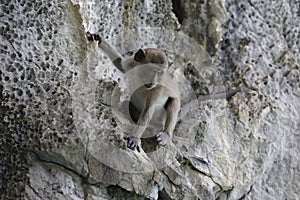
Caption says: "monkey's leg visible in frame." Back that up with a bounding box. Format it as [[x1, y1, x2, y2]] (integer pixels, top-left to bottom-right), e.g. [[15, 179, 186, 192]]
[[156, 97, 180, 145]]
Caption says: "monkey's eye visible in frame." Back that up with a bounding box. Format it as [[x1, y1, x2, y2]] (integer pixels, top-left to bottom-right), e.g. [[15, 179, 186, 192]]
[[134, 49, 147, 62]]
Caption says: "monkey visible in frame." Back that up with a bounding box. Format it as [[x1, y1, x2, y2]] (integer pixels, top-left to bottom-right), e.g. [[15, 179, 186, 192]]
[[86, 32, 181, 152]]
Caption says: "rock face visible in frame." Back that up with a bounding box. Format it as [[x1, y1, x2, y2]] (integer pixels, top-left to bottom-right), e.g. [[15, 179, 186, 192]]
[[0, 0, 299, 199]]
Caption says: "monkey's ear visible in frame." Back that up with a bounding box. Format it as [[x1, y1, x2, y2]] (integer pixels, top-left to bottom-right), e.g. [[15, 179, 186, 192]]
[[134, 49, 147, 62]]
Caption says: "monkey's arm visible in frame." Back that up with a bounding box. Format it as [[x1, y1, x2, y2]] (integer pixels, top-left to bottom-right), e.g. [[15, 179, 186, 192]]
[[98, 40, 125, 73], [164, 98, 180, 138], [125, 93, 158, 151], [133, 96, 157, 138], [86, 32, 125, 73]]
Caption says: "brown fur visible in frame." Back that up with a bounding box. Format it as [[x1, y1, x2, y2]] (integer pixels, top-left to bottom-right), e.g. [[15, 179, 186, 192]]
[[87, 32, 180, 152]]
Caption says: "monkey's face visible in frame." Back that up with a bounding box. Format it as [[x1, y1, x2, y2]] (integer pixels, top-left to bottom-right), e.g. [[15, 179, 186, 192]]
[[143, 65, 167, 90], [129, 48, 168, 90], [128, 62, 167, 90]]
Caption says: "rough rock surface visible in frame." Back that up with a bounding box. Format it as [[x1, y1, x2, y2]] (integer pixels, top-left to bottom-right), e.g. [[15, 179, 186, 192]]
[[0, 0, 299, 199]]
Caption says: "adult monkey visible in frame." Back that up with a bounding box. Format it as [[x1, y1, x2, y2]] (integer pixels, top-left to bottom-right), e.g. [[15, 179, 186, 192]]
[[87, 32, 181, 152]]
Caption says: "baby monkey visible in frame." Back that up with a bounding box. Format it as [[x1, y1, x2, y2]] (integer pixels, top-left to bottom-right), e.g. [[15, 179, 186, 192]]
[[87, 32, 180, 152]]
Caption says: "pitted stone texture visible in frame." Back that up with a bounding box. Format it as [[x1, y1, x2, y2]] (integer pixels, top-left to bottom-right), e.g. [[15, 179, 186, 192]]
[[71, 0, 179, 79], [1, 0, 299, 199], [216, 0, 300, 199], [178, 0, 229, 55], [72, 0, 179, 33], [1, 0, 86, 198]]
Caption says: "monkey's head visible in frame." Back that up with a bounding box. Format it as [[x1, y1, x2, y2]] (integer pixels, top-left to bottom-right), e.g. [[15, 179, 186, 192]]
[[134, 48, 168, 66], [133, 48, 168, 90]]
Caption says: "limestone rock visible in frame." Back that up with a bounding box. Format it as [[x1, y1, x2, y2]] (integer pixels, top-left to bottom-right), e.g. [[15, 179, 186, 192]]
[[0, 0, 299, 199]]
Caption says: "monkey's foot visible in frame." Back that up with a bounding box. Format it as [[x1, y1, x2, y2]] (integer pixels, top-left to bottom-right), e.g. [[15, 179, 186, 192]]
[[124, 136, 141, 152], [155, 132, 171, 145], [86, 32, 101, 43]]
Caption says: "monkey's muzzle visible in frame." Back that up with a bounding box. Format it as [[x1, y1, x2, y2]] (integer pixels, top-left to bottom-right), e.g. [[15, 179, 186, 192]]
[[144, 83, 155, 89]]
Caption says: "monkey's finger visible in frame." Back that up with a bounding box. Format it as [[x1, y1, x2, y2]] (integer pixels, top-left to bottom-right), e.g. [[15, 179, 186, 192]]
[[94, 34, 101, 42], [128, 143, 134, 150], [156, 136, 162, 142], [132, 145, 137, 151], [155, 134, 160, 138], [128, 140, 134, 147], [129, 146, 134, 151], [126, 139, 132, 147], [129, 142, 136, 149], [129, 143, 134, 149], [86, 32, 94, 41], [137, 145, 141, 152]]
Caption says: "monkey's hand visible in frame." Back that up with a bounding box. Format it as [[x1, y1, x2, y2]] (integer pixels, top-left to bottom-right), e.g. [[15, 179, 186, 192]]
[[86, 32, 102, 43], [155, 132, 171, 145], [124, 135, 141, 152]]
